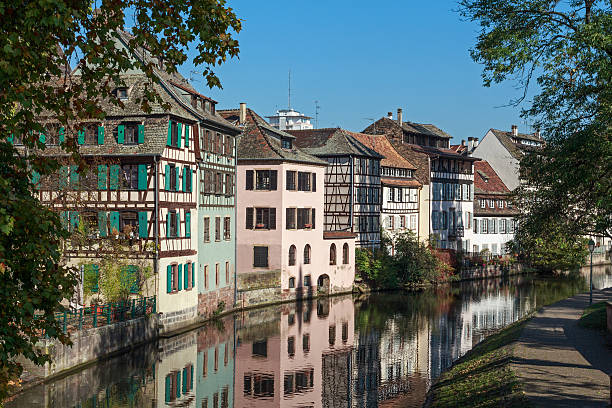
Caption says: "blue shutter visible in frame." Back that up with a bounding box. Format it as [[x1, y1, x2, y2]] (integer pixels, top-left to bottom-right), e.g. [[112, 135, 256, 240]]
[[165, 164, 171, 191], [129, 265, 138, 294], [184, 125, 189, 147], [39, 133, 46, 145], [176, 371, 181, 398], [98, 165, 107, 189], [109, 165, 120, 190], [177, 123, 182, 148], [110, 211, 120, 235], [167, 120, 172, 146], [117, 125, 125, 144], [175, 166, 180, 192], [98, 212, 107, 237], [98, 126, 104, 145], [77, 129, 85, 145], [183, 265, 188, 292], [138, 212, 147, 238], [138, 164, 147, 190], [166, 265, 172, 293], [178, 264, 183, 291], [185, 212, 191, 238], [7, 134, 14, 144], [188, 169, 193, 192], [182, 367, 188, 393], [137, 124, 144, 144], [31, 170, 40, 189]]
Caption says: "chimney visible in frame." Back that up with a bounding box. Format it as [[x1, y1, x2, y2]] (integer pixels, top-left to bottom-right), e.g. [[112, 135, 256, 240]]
[[397, 108, 403, 126], [239, 102, 247, 125], [461, 139, 465, 147], [467, 137, 474, 152], [511, 124, 518, 136], [473, 137, 479, 148], [387, 112, 393, 120]]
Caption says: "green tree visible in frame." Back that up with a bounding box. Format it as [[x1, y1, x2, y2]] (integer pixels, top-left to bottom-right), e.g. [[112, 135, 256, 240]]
[[0, 0, 241, 399], [458, 1, 612, 243]]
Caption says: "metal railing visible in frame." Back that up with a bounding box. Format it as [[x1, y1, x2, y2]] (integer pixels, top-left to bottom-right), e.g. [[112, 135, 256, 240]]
[[53, 296, 156, 334]]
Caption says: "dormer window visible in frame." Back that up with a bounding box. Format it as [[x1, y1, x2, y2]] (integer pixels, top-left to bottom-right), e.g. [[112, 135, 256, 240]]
[[281, 138, 292, 149], [116, 88, 128, 100], [204, 100, 211, 113]]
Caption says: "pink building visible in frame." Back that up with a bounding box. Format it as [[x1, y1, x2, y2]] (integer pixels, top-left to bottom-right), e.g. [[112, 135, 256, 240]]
[[219, 105, 355, 307]]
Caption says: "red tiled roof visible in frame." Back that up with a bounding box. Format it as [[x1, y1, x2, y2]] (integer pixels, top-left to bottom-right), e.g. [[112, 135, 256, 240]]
[[351, 133, 417, 170], [474, 160, 510, 194], [323, 231, 357, 239], [381, 178, 422, 188]]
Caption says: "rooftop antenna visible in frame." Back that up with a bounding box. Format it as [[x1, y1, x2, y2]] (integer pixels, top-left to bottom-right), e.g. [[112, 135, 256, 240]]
[[288, 69, 291, 110], [315, 100, 320, 129]]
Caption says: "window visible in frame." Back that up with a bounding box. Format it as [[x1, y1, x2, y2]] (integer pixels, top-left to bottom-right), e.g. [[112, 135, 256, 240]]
[[253, 170, 277, 190], [224, 174, 232, 196], [286, 208, 296, 229], [500, 219, 507, 233], [121, 165, 139, 190], [215, 217, 221, 241], [297, 172, 311, 191], [120, 211, 138, 236], [281, 137, 292, 149], [474, 219, 479, 233], [297, 208, 313, 229], [400, 216, 406, 228], [168, 165, 177, 191], [286, 171, 296, 190], [303, 334, 310, 353], [330, 244, 337, 265], [303, 244, 311, 264], [246, 207, 276, 230], [215, 264, 219, 287], [203, 217, 210, 242], [490, 218, 496, 233], [287, 336, 295, 357], [342, 322, 348, 343], [328, 325, 336, 346], [185, 168, 192, 192], [123, 124, 138, 145], [203, 265, 209, 289], [481, 199, 486, 208], [169, 210, 178, 237], [223, 217, 231, 240], [225, 261, 230, 284], [388, 216, 395, 230], [389, 187, 395, 202], [410, 214, 417, 231], [481, 218, 488, 233], [304, 275, 311, 286], [288, 245, 296, 266], [395, 187, 403, 202], [288, 277, 295, 288], [170, 121, 178, 146], [116, 87, 128, 100], [342, 243, 349, 264], [253, 246, 268, 267]]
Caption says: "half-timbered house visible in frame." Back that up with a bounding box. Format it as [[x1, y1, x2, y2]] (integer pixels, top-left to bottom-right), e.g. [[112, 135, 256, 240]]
[[351, 133, 422, 249], [363, 110, 478, 251], [220, 105, 355, 306], [287, 128, 383, 248]]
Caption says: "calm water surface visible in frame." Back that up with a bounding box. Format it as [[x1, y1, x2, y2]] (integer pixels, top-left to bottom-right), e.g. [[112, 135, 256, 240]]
[[10, 266, 612, 408]]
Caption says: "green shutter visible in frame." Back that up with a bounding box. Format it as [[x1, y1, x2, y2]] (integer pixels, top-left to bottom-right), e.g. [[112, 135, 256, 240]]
[[176, 371, 181, 398], [117, 125, 125, 144], [190, 365, 193, 389], [184, 125, 190, 147], [182, 167, 187, 192], [177, 123, 182, 148], [182, 367, 187, 393], [70, 165, 79, 189], [58, 166, 69, 190], [98, 126, 104, 145], [70, 211, 79, 231], [128, 265, 138, 294], [185, 211, 191, 238], [138, 164, 147, 190], [175, 166, 180, 192], [167, 120, 172, 146], [183, 264, 189, 290], [138, 212, 148, 238], [98, 211, 108, 237], [176, 211, 180, 237], [7, 134, 13, 144], [39, 133, 46, 145], [165, 375, 171, 403], [110, 211, 120, 235], [77, 130, 85, 145], [166, 213, 170, 238], [97, 165, 107, 189], [109, 165, 120, 190], [138, 124, 144, 144], [31, 170, 40, 189], [178, 264, 183, 291], [191, 262, 195, 289], [60, 211, 69, 230], [59, 127, 65, 144], [166, 265, 172, 293], [92, 264, 99, 293], [165, 165, 171, 191]]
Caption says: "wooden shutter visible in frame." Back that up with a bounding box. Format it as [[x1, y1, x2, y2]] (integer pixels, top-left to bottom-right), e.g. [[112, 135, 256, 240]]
[[109, 165, 120, 190], [185, 211, 191, 238], [98, 126, 105, 145], [69, 211, 79, 231], [191, 262, 196, 289], [59, 127, 65, 144], [69, 165, 79, 189], [117, 125, 125, 144], [176, 371, 181, 398], [138, 164, 147, 190], [137, 124, 144, 144], [246, 207, 253, 229], [311, 209, 315, 229], [176, 211, 181, 237], [77, 129, 85, 145], [167, 120, 173, 146], [182, 167, 188, 192], [166, 213, 170, 237], [245, 170, 253, 190], [138, 212, 147, 238], [98, 212, 108, 237], [269, 208, 276, 230], [312, 173, 316, 192], [177, 123, 182, 148], [166, 265, 172, 293], [110, 211, 120, 234], [184, 125, 189, 147], [183, 264, 188, 290], [188, 169, 193, 192], [178, 264, 183, 291], [270, 170, 277, 190], [175, 166, 180, 192], [165, 164, 171, 191]]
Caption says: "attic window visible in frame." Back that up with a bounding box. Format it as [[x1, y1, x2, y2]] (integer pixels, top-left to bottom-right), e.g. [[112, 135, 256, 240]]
[[116, 88, 128, 100], [204, 100, 211, 113], [477, 170, 489, 182], [281, 138, 292, 149]]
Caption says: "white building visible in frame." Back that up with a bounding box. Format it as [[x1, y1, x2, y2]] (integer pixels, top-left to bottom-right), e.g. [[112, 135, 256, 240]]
[[266, 108, 313, 131]]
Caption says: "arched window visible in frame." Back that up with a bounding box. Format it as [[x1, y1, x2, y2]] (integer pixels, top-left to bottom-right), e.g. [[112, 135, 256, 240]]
[[288, 245, 296, 266], [342, 243, 349, 264], [329, 243, 337, 265], [303, 244, 311, 264]]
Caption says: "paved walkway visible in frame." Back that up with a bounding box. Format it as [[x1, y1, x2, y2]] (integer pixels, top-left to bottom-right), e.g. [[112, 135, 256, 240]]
[[513, 288, 612, 407]]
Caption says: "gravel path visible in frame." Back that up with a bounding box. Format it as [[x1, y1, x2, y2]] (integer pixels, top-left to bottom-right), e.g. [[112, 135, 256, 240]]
[[512, 288, 612, 407]]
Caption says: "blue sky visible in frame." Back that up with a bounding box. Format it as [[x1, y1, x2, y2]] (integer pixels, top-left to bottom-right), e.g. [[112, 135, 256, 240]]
[[180, 1, 537, 144]]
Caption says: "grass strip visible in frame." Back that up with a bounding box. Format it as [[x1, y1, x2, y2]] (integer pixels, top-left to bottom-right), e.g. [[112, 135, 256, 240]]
[[578, 301, 607, 331], [427, 317, 531, 408]]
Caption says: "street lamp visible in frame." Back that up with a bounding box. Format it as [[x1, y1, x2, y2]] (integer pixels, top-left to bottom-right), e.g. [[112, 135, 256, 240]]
[[588, 239, 595, 305]]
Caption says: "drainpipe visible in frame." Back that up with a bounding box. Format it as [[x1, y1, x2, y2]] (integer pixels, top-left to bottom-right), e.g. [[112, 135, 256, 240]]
[[154, 155, 160, 293], [349, 155, 354, 232]]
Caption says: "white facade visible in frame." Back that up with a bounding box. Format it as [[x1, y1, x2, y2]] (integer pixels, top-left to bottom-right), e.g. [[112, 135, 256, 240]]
[[266, 109, 313, 131]]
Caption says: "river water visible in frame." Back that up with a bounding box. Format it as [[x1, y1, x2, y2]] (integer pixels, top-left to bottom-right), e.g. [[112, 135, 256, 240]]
[[9, 266, 612, 408]]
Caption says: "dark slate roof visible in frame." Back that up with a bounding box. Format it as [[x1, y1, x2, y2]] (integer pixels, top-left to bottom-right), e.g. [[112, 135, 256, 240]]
[[287, 128, 384, 159], [489, 129, 543, 160], [411, 143, 479, 161], [403, 122, 452, 139], [218, 108, 326, 166]]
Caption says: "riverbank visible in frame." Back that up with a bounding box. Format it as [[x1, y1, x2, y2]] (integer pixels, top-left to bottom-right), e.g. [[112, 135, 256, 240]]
[[426, 287, 612, 407]]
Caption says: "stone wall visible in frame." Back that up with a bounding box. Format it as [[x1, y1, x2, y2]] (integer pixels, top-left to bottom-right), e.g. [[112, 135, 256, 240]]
[[158, 304, 198, 334], [460, 263, 523, 280], [198, 285, 234, 319], [19, 314, 158, 380]]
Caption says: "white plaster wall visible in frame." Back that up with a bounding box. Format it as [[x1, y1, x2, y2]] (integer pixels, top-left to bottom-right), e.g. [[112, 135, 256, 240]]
[[472, 130, 520, 190]]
